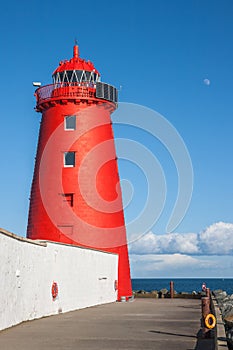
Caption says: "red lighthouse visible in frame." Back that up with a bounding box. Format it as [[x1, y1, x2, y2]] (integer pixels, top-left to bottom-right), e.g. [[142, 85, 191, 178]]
[[27, 44, 132, 300]]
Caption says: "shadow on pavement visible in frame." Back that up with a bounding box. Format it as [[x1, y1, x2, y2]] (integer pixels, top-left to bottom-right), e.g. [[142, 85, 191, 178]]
[[149, 330, 196, 339], [193, 329, 216, 350], [149, 328, 217, 350]]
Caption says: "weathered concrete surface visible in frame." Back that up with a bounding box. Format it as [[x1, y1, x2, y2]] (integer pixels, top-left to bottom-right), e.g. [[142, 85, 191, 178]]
[[0, 298, 202, 350]]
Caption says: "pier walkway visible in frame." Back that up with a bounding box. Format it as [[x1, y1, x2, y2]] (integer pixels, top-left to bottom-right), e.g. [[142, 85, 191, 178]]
[[0, 298, 207, 349]]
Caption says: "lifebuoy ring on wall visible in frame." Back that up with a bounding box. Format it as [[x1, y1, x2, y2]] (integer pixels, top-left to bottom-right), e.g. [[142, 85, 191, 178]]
[[114, 280, 118, 291], [52, 282, 58, 300], [204, 313, 216, 329]]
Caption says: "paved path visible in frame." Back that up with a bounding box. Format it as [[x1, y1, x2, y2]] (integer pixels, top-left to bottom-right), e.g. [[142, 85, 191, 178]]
[[0, 298, 202, 350]]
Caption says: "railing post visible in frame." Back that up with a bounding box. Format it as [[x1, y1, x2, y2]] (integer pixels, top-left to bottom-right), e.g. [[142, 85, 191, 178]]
[[170, 280, 174, 299], [202, 296, 210, 337]]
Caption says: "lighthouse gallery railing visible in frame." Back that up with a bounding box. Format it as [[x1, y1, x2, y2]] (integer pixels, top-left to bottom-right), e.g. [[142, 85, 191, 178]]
[[35, 82, 118, 105]]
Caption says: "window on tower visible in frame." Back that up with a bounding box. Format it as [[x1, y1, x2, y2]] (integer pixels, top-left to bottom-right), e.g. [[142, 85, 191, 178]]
[[61, 193, 74, 207], [64, 152, 75, 167], [67, 71, 73, 81], [52, 70, 100, 84], [85, 71, 91, 81], [65, 116, 76, 130], [76, 70, 83, 81], [59, 72, 64, 81]]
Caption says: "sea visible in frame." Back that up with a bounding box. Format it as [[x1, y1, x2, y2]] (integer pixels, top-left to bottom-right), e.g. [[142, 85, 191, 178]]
[[131, 278, 233, 295]]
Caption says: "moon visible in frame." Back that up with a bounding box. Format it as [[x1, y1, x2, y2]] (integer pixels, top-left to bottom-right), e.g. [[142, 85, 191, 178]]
[[203, 78, 210, 86]]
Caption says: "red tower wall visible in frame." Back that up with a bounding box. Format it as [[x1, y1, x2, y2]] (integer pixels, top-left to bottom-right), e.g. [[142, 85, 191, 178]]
[[27, 47, 132, 299]]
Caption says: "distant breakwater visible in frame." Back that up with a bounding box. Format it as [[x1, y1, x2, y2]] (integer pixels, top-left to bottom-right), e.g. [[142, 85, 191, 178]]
[[133, 288, 201, 299]]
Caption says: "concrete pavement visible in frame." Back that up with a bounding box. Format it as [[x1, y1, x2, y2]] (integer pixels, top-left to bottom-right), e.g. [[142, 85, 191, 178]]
[[0, 298, 203, 350]]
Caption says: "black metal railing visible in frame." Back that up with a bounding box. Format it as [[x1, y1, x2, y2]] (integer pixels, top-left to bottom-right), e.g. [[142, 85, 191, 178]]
[[35, 82, 118, 105]]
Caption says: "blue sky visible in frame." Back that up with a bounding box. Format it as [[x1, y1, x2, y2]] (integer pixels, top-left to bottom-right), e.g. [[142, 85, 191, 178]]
[[1, 0, 233, 277]]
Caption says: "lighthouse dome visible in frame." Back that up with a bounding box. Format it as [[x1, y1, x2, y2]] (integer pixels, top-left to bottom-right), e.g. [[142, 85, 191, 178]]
[[52, 45, 101, 85]]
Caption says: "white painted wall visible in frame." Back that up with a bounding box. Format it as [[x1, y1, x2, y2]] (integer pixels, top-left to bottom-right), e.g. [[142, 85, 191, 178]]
[[0, 229, 118, 331]]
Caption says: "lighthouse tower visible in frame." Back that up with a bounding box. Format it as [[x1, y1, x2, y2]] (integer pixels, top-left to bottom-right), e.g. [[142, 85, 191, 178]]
[[27, 44, 132, 300]]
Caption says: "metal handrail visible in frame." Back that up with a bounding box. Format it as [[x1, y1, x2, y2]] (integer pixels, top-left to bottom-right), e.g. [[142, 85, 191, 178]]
[[35, 82, 97, 103], [35, 82, 118, 105]]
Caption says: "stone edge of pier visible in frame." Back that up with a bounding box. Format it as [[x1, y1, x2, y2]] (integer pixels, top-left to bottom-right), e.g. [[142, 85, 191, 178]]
[[213, 298, 228, 349]]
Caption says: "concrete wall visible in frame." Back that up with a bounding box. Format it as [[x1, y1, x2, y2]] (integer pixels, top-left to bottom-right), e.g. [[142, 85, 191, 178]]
[[0, 229, 118, 331]]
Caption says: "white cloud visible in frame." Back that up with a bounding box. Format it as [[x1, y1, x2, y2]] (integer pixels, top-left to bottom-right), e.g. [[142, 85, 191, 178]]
[[130, 253, 211, 277], [199, 222, 233, 255], [130, 253, 233, 278], [129, 231, 199, 254], [129, 222, 233, 256], [131, 253, 199, 270]]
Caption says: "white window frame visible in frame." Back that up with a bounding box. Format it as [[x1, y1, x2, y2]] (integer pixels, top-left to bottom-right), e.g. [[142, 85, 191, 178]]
[[64, 152, 75, 167], [64, 116, 76, 130]]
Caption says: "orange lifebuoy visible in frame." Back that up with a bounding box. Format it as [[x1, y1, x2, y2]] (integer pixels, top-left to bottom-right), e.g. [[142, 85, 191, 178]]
[[52, 282, 58, 300], [204, 313, 216, 329], [114, 280, 118, 291]]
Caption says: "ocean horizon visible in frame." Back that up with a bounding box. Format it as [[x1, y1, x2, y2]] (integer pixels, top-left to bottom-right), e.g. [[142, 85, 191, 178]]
[[131, 278, 233, 295]]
